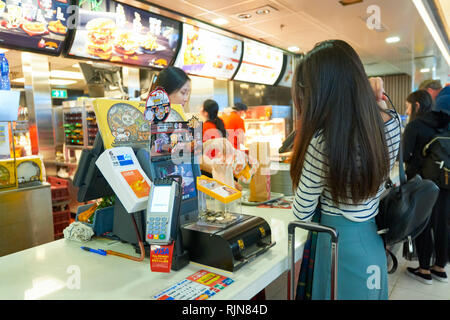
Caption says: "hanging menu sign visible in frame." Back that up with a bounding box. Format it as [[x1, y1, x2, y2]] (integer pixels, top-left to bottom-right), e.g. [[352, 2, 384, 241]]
[[67, 0, 181, 68], [233, 39, 283, 85], [0, 0, 70, 55], [174, 23, 242, 80], [277, 54, 295, 87]]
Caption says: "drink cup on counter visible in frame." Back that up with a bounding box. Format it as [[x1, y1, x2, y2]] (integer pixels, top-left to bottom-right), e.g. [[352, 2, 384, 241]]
[[7, 4, 22, 28]]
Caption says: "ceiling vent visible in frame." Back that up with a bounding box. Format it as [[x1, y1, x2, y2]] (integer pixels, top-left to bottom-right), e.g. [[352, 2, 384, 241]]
[[236, 5, 278, 20]]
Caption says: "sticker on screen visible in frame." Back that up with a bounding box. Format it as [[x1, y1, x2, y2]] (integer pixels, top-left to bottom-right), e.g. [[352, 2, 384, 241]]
[[150, 122, 195, 157]]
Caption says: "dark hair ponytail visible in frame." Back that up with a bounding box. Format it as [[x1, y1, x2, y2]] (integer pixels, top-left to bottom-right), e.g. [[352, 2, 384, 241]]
[[203, 99, 227, 138], [406, 90, 433, 122]]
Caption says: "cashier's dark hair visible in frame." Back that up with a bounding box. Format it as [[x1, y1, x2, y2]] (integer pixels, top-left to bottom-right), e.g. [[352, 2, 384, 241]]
[[203, 99, 227, 137], [152, 66, 190, 95], [290, 40, 390, 205]]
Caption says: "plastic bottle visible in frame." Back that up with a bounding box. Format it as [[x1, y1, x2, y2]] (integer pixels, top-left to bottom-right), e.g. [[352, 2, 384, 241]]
[[0, 53, 11, 90]]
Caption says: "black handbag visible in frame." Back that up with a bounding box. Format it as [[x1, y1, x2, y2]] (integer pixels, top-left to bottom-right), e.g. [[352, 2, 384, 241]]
[[376, 102, 440, 273]]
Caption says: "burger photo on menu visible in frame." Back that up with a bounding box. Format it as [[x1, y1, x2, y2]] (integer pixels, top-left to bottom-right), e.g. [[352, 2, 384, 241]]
[[85, 17, 117, 60]]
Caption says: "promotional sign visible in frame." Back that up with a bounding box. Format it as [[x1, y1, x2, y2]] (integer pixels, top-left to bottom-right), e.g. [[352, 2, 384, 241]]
[[0, 121, 10, 158], [67, 0, 181, 68], [153, 269, 234, 300], [277, 54, 295, 87], [144, 87, 170, 123], [0, 0, 70, 55], [233, 39, 283, 85], [174, 23, 242, 80], [150, 243, 174, 273], [92, 98, 149, 149]]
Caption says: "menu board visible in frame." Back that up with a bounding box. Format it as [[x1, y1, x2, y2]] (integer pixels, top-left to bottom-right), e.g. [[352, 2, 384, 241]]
[[0, 0, 71, 55], [67, 0, 181, 68], [174, 23, 242, 80], [233, 39, 283, 85], [277, 54, 295, 87]]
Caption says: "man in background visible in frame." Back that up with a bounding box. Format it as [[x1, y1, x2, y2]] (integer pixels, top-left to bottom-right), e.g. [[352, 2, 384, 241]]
[[222, 102, 248, 150], [419, 79, 443, 101]]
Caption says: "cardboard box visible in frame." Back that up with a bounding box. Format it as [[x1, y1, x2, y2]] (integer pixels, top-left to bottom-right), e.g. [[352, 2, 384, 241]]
[[16, 156, 43, 187], [0, 158, 17, 190]]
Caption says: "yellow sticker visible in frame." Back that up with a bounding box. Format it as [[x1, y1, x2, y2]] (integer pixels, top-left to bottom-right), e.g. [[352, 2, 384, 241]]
[[238, 239, 244, 250], [259, 227, 266, 237]]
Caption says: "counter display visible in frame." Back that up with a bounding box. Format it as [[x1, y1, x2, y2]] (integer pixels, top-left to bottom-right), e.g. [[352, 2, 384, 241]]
[[233, 39, 283, 85], [174, 23, 242, 80], [0, 0, 70, 55], [67, 0, 180, 68]]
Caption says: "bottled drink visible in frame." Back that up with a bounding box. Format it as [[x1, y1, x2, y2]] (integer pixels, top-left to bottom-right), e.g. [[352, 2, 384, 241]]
[[0, 53, 10, 90]]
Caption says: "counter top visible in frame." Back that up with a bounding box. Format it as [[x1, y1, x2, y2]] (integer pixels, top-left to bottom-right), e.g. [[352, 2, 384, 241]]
[[0, 205, 307, 300]]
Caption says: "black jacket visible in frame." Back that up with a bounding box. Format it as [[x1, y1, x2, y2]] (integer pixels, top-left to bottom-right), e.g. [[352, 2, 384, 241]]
[[403, 111, 450, 180]]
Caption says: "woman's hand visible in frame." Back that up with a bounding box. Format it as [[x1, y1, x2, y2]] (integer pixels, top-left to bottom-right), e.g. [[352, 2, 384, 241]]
[[369, 77, 392, 122]]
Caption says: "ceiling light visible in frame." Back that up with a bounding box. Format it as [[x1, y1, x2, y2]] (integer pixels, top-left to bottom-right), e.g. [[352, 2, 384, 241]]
[[256, 9, 270, 15], [420, 68, 431, 73], [212, 18, 229, 26], [49, 79, 77, 85], [412, 0, 450, 66], [50, 70, 84, 80], [288, 46, 300, 52], [0, 48, 8, 53], [12, 78, 25, 83], [238, 13, 252, 19], [385, 36, 400, 43]]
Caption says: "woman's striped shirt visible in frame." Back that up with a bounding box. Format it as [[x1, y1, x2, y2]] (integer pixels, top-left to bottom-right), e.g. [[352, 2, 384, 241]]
[[292, 110, 401, 222]]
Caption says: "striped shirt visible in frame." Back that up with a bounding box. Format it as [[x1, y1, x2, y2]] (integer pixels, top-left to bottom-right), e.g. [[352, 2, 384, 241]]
[[293, 110, 401, 222]]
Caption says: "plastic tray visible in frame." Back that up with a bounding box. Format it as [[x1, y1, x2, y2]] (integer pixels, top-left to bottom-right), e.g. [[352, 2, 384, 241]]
[[76, 203, 114, 236], [47, 176, 70, 202], [53, 209, 71, 225]]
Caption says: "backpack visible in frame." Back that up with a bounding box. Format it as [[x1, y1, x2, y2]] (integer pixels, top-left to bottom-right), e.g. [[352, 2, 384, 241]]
[[421, 128, 450, 190]]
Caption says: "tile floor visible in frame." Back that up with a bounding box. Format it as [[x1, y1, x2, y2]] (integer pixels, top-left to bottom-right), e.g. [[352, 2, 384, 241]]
[[388, 254, 450, 300]]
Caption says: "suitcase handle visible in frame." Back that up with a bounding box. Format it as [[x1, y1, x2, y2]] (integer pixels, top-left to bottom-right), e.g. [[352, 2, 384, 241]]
[[288, 221, 339, 300]]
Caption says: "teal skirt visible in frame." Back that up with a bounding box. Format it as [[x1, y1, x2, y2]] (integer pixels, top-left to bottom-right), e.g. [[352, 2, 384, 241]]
[[311, 214, 388, 300]]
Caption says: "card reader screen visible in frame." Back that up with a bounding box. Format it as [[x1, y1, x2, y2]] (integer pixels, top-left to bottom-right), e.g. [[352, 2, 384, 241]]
[[150, 186, 172, 212]]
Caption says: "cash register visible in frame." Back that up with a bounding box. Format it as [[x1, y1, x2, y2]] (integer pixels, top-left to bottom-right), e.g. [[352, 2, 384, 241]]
[[74, 98, 274, 272]]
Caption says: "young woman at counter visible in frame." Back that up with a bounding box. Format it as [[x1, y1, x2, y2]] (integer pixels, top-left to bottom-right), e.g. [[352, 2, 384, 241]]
[[151, 66, 192, 121], [290, 40, 400, 300], [200, 99, 226, 142]]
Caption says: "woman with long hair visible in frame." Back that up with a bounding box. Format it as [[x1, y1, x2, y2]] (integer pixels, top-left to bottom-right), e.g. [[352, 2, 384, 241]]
[[405, 90, 433, 123], [290, 40, 401, 299], [403, 89, 450, 284], [200, 99, 227, 142]]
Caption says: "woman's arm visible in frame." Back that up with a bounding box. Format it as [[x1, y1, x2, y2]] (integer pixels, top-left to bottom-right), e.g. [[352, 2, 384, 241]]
[[292, 137, 326, 221]]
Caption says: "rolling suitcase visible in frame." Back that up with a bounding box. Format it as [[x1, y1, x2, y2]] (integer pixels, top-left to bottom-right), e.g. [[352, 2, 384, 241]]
[[288, 221, 339, 300]]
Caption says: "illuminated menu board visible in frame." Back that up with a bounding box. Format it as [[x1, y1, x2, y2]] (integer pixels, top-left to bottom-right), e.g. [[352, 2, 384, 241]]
[[174, 23, 242, 80], [0, 0, 71, 56], [233, 39, 283, 85], [67, 0, 181, 68], [277, 54, 295, 87]]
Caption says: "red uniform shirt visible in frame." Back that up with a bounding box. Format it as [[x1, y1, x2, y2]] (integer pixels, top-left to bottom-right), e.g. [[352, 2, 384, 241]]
[[222, 111, 245, 150]]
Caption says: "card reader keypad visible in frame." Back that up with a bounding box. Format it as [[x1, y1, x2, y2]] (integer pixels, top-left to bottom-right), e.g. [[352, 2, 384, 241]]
[[147, 216, 168, 240]]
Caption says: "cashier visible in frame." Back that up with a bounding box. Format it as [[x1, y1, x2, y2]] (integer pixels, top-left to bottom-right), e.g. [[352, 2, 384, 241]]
[[222, 102, 248, 150], [150, 66, 191, 121], [200, 99, 227, 143]]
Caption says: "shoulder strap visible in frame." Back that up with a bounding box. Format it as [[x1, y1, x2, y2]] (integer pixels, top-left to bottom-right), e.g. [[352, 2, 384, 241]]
[[386, 249, 398, 274]]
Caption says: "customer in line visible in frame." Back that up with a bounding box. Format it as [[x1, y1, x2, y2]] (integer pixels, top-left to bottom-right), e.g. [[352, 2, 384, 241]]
[[150, 66, 192, 121], [403, 88, 450, 284], [200, 99, 227, 143], [222, 102, 248, 150], [291, 40, 400, 300], [419, 79, 442, 102]]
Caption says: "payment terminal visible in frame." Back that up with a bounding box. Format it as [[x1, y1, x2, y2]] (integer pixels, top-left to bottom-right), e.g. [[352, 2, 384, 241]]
[[146, 177, 182, 246]]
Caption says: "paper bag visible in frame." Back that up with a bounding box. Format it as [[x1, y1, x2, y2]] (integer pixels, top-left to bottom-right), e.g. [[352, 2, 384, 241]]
[[249, 142, 271, 202]]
